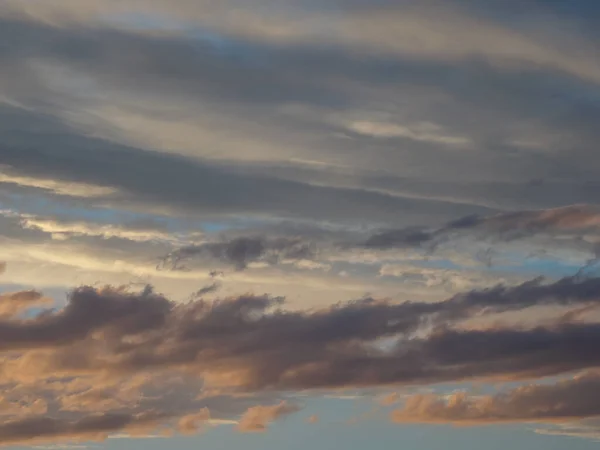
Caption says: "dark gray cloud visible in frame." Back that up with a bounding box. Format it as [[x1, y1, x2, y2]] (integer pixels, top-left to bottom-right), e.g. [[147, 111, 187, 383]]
[[0, 104, 490, 227], [96, 276, 600, 390], [0, 285, 171, 350], [235, 321, 600, 391], [191, 283, 221, 298], [2, 15, 600, 227], [159, 236, 316, 270], [0, 411, 169, 446], [3, 275, 599, 389], [364, 204, 600, 250], [438, 275, 600, 319]]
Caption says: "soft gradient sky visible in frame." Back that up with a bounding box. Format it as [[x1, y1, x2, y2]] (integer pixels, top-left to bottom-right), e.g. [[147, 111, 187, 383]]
[[1, 0, 600, 448]]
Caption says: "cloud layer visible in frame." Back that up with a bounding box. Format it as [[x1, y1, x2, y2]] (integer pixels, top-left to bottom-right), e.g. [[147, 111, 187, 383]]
[[0, 270, 598, 443], [1, 0, 600, 446]]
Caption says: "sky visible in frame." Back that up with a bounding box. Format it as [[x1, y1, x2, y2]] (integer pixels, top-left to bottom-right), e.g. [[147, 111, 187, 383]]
[[1, 0, 600, 448]]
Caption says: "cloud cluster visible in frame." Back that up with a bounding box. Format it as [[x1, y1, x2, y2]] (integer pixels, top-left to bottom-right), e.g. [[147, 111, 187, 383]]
[[392, 371, 600, 425], [1, 275, 600, 388], [159, 236, 316, 271], [0, 269, 597, 443], [364, 204, 600, 250], [1, 0, 600, 445]]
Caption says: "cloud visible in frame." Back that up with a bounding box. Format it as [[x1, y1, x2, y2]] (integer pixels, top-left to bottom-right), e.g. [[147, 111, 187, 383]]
[[0, 103, 488, 227], [535, 419, 600, 441], [1, 1, 600, 444], [159, 236, 316, 270], [364, 204, 600, 250], [0, 273, 597, 443], [237, 402, 300, 432], [0, 357, 280, 446], [365, 227, 433, 250], [362, 205, 600, 273], [3, 0, 600, 84], [0, 289, 52, 318], [0, 10, 597, 242], [0, 411, 170, 446], [16, 214, 197, 244], [0, 171, 117, 199], [379, 393, 400, 406], [391, 372, 600, 425], [377, 264, 504, 291], [306, 415, 319, 424], [0, 275, 599, 390], [190, 283, 221, 299], [345, 121, 470, 146], [5, 12, 600, 228], [0, 285, 174, 351], [176, 409, 211, 435]]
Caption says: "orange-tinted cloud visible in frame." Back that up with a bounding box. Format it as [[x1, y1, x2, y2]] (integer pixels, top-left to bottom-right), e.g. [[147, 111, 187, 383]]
[[379, 392, 400, 406], [392, 372, 600, 425], [0, 276, 597, 444], [1, 276, 600, 390], [0, 411, 169, 446], [0, 290, 51, 317], [177, 409, 211, 435], [237, 402, 300, 432], [307, 415, 319, 424]]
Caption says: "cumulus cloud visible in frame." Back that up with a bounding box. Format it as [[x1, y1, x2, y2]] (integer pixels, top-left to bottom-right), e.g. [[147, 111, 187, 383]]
[[0, 275, 599, 389], [176, 409, 211, 435], [0, 285, 172, 351], [379, 393, 400, 406], [237, 402, 300, 432], [1, 0, 600, 445], [391, 372, 600, 425], [0, 272, 597, 443], [0, 289, 52, 318]]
